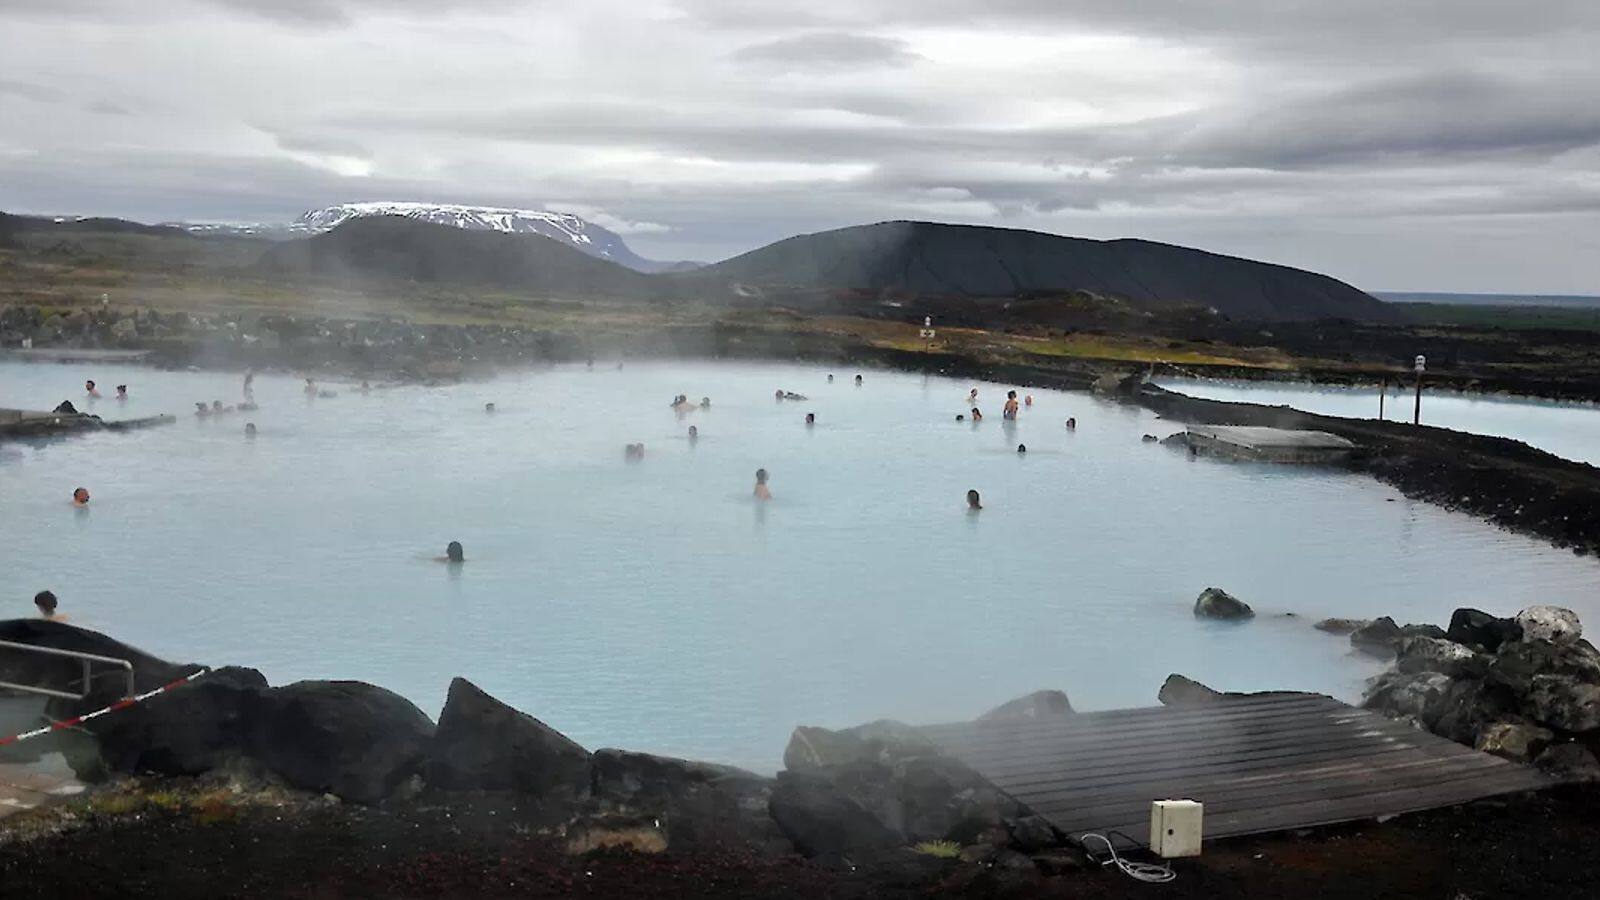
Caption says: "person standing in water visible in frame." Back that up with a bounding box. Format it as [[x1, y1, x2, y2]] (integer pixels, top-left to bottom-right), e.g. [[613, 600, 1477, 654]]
[[71, 487, 90, 507], [84, 380, 100, 398], [805, 412, 815, 427], [854, 374, 863, 386], [245, 422, 257, 438], [243, 370, 255, 402], [1003, 391, 1020, 420], [304, 378, 317, 397], [34, 590, 67, 622], [688, 425, 699, 444], [967, 489, 982, 511], [753, 468, 772, 500], [828, 374, 834, 383], [970, 406, 983, 421], [441, 541, 465, 563], [115, 385, 128, 401], [969, 388, 979, 404]]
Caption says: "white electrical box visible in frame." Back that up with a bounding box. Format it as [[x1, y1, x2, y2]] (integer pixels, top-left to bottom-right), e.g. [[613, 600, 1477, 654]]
[[1149, 799, 1204, 858]]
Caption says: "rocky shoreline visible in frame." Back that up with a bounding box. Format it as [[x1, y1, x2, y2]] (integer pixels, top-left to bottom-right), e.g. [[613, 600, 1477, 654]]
[[6, 611, 1600, 897]]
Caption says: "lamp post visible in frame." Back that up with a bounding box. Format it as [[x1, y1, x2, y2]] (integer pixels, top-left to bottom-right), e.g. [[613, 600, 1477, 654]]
[[1412, 355, 1426, 425]]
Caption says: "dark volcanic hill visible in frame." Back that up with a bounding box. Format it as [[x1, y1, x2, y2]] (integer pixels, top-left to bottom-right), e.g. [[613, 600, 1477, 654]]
[[255, 216, 654, 297], [679, 221, 1393, 322]]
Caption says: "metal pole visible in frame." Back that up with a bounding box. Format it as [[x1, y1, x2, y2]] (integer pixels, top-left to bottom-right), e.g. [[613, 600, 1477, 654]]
[[1379, 378, 1386, 420], [1413, 373, 1423, 425]]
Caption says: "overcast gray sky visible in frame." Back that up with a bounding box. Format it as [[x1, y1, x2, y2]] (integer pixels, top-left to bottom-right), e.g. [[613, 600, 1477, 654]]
[[2, 0, 1597, 291]]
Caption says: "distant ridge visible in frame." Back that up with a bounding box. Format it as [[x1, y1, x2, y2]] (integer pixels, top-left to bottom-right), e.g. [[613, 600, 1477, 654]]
[[678, 221, 1394, 322], [253, 216, 655, 297]]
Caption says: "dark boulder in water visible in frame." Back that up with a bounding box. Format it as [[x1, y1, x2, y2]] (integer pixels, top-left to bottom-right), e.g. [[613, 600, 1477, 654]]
[[425, 677, 590, 798], [1447, 608, 1523, 653], [246, 681, 434, 804], [1193, 587, 1254, 620], [1314, 617, 1371, 635], [1395, 636, 1491, 679], [1350, 616, 1446, 657], [978, 689, 1073, 723]]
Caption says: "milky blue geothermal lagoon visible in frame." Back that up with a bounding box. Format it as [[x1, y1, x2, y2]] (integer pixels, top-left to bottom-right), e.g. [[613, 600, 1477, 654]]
[[1157, 377, 1600, 468], [4, 359, 1599, 771]]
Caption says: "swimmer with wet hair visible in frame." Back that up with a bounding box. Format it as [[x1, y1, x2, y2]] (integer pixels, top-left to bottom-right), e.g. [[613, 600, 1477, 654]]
[[1065, 417, 1077, 429], [212, 400, 231, 414], [956, 414, 965, 421], [72, 487, 90, 507], [1003, 391, 1019, 420], [805, 412, 815, 426], [445, 541, 465, 563], [967, 489, 982, 511], [700, 397, 710, 408], [195, 402, 210, 417], [969, 388, 979, 403], [34, 590, 65, 622], [854, 374, 862, 385], [85, 380, 100, 397], [828, 374, 834, 383], [688, 425, 699, 443], [485, 402, 496, 413], [775, 389, 784, 401], [753, 468, 772, 500], [1017, 443, 1027, 453], [970, 407, 983, 421], [115, 385, 128, 401], [1025, 395, 1034, 406], [245, 422, 257, 438]]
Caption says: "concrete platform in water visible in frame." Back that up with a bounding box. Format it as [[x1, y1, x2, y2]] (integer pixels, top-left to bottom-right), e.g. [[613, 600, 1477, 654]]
[[0, 408, 175, 440], [1179, 424, 1356, 463]]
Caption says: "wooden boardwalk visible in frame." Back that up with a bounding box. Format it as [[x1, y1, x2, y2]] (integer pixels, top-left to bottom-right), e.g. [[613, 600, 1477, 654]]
[[923, 694, 1550, 847]]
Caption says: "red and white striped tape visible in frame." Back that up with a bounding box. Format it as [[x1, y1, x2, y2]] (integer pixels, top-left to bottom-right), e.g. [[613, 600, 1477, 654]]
[[0, 667, 210, 747]]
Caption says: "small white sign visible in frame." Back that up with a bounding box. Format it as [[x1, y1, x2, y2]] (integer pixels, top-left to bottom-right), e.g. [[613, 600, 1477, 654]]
[[1414, 354, 1427, 373]]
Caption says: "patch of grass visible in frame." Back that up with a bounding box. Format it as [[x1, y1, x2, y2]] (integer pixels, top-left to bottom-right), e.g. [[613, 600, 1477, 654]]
[[912, 840, 961, 859]]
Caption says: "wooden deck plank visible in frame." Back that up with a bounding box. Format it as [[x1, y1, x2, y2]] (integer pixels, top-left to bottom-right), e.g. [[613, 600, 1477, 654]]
[[923, 696, 1550, 846]]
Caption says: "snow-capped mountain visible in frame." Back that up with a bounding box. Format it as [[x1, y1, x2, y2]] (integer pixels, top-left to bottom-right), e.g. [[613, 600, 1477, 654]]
[[291, 202, 695, 273]]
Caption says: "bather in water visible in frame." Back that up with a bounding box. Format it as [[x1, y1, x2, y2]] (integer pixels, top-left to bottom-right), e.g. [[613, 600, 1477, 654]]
[[753, 468, 772, 501], [967, 489, 982, 511], [245, 422, 257, 438], [115, 385, 128, 401], [71, 487, 90, 507], [34, 590, 67, 622], [435, 541, 465, 563], [85, 380, 100, 398]]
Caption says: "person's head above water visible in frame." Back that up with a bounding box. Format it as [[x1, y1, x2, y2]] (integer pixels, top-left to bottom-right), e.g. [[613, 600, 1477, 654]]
[[967, 489, 982, 510], [85, 380, 95, 391], [485, 402, 496, 413], [34, 590, 57, 616], [755, 468, 769, 485], [1017, 443, 1027, 453], [805, 412, 815, 425], [115, 385, 127, 397], [775, 389, 784, 399], [700, 397, 710, 407], [212, 400, 224, 411], [72, 487, 89, 505], [1007, 390, 1017, 399], [245, 422, 256, 436], [828, 374, 834, 382], [446, 541, 464, 563], [688, 425, 698, 438], [854, 374, 862, 384]]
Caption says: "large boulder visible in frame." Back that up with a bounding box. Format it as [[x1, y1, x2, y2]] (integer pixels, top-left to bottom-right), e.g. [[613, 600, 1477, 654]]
[[1474, 720, 1554, 763], [1351, 617, 1447, 658], [782, 719, 938, 772], [1193, 587, 1253, 620], [425, 677, 590, 798], [246, 681, 434, 804], [1524, 675, 1600, 733], [768, 770, 900, 858], [1363, 671, 1455, 728], [0, 620, 195, 714], [589, 749, 784, 853], [1447, 608, 1522, 653], [978, 690, 1073, 723], [1535, 742, 1600, 782], [88, 666, 268, 776], [1430, 678, 1519, 746], [1516, 606, 1583, 646], [1486, 638, 1600, 697], [1158, 674, 1222, 706], [1395, 636, 1490, 679]]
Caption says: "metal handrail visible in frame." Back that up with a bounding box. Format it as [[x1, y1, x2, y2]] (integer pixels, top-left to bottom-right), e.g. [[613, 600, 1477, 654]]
[[0, 639, 136, 701]]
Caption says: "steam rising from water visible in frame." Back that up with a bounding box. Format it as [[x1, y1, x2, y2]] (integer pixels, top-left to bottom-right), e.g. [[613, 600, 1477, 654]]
[[2, 359, 1597, 771]]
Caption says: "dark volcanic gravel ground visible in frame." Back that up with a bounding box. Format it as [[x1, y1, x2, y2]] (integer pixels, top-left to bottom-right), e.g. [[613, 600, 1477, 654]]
[[2, 786, 1598, 899]]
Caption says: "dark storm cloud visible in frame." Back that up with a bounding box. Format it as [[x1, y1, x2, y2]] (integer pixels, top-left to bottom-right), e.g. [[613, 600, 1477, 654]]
[[732, 32, 923, 69], [0, 0, 1597, 291]]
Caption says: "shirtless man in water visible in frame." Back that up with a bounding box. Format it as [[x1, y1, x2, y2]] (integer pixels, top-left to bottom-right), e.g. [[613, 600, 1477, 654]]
[[753, 468, 772, 500], [34, 591, 67, 622], [71, 487, 90, 507], [1003, 390, 1020, 419]]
